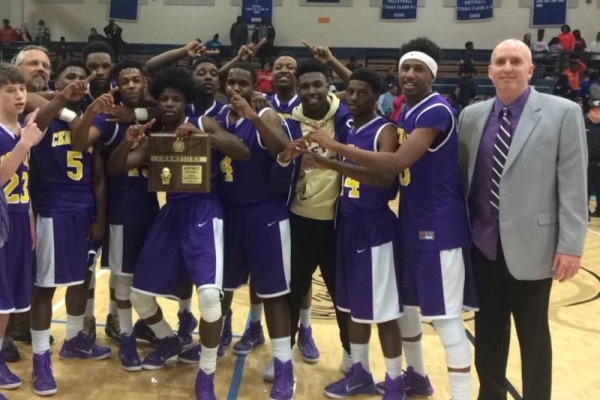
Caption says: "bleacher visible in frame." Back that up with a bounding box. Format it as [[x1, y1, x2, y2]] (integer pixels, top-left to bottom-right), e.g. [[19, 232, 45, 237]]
[[0, 41, 568, 98]]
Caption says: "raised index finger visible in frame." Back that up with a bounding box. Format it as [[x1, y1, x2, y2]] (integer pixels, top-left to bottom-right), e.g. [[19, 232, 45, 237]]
[[26, 108, 40, 125], [84, 71, 97, 86], [301, 39, 314, 50], [254, 38, 267, 52]]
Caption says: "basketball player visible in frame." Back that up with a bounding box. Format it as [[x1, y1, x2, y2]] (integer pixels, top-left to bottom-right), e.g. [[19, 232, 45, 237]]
[[106, 67, 249, 399], [71, 59, 162, 371], [28, 59, 112, 397], [214, 62, 295, 399], [0, 63, 44, 397], [301, 67, 404, 399], [306, 38, 475, 400]]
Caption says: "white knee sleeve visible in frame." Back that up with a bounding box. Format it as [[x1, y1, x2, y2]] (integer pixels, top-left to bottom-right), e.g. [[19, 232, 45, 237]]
[[198, 287, 222, 323], [130, 291, 159, 319], [432, 318, 471, 369], [113, 275, 133, 301], [398, 307, 423, 339]]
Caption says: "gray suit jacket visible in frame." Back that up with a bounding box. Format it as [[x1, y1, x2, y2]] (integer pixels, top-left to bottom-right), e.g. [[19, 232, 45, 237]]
[[458, 88, 588, 280]]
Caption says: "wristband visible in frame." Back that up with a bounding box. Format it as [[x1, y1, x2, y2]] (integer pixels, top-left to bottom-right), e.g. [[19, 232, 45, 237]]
[[276, 152, 291, 167], [59, 108, 77, 123], [134, 108, 149, 122]]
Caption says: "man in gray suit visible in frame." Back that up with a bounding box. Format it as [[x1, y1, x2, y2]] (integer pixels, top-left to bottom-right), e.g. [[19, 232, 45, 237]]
[[458, 39, 588, 400]]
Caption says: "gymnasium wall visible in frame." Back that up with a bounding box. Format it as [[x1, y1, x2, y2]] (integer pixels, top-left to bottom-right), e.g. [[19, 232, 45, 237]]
[[6, 0, 600, 49]]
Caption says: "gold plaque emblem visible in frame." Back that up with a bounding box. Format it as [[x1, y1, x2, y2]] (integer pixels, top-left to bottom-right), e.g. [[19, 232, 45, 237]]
[[172, 138, 185, 153], [160, 167, 172, 185]]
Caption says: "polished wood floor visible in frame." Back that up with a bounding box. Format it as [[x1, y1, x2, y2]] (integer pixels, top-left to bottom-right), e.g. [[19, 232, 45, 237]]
[[2, 214, 600, 399]]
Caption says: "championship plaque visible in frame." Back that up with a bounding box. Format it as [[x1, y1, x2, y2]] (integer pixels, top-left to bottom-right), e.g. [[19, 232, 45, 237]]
[[148, 133, 211, 192]]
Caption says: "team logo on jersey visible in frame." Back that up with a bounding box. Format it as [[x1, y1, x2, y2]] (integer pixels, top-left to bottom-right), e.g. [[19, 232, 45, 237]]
[[418, 230, 435, 240], [172, 138, 185, 153]]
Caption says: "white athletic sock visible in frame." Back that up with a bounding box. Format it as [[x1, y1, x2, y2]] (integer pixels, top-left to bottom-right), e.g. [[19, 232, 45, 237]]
[[148, 319, 174, 339], [199, 344, 218, 374], [449, 371, 471, 400], [299, 308, 311, 328], [402, 339, 427, 376], [272, 336, 293, 362], [350, 343, 370, 373], [0, 338, 3, 349], [384, 355, 403, 379], [117, 306, 133, 335], [109, 273, 118, 315], [66, 314, 84, 340], [179, 298, 192, 313], [31, 329, 51, 354], [250, 303, 262, 323]]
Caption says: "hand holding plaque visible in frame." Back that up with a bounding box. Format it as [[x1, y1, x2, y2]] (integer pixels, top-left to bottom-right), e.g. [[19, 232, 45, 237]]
[[148, 131, 211, 193]]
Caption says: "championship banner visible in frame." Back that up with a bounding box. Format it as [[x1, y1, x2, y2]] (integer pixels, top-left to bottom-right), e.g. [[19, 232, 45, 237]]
[[242, 0, 273, 24], [531, 0, 567, 27], [381, 0, 418, 21], [109, 0, 139, 21], [457, 0, 494, 21]]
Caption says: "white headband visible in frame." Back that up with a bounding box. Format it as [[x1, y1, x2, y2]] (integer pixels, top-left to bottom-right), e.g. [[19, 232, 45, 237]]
[[399, 51, 438, 78]]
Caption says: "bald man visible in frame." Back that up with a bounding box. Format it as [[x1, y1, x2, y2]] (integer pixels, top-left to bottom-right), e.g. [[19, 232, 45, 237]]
[[458, 39, 588, 400]]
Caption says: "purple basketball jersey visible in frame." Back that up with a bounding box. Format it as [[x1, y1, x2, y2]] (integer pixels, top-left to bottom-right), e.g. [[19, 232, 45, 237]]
[[340, 116, 398, 217], [398, 93, 470, 250], [92, 114, 159, 224], [185, 100, 227, 119], [267, 94, 301, 120], [29, 118, 94, 217], [0, 125, 30, 214], [215, 109, 281, 207]]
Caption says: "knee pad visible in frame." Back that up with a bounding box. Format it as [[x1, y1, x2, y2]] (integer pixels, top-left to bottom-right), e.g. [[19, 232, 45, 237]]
[[130, 291, 158, 319], [113, 275, 133, 301], [432, 318, 466, 348], [198, 287, 222, 323], [398, 307, 423, 339], [432, 318, 471, 369]]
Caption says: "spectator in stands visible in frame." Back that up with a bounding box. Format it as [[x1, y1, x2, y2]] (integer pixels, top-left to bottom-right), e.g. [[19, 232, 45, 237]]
[[252, 18, 275, 67], [587, 99, 600, 218], [0, 19, 19, 44], [590, 73, 600, 102], [532, 29, 549, 53], [57, 36, 68, 63], [523, 33, 532, 49], [461, 41, 477, 75], [17, 25, 32, 42], [574, 29, 587, 53], [345, 56, 362, 71], [103, 19, 125, 60], [457, 67, 477, 111], [230, 16, 248, 52], [564, 59, 587, 96], [581, 71, 597, 113], [377, 82, 398, 118], [256, 61, 274, 94], [548, 37, 563, 53], [553, 74, 575, 100], [558, 24, 576, 52], [587, 32, 600, 69], [205, 34, 222, 54], [88, 28, 105, 43], [35, 20, 51, 45], [383, 67, 398, 89]]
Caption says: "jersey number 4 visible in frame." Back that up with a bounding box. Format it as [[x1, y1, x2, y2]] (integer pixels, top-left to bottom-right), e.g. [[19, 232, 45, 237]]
[[220, 156, 234, 182], [344, 176, 360, 198]]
